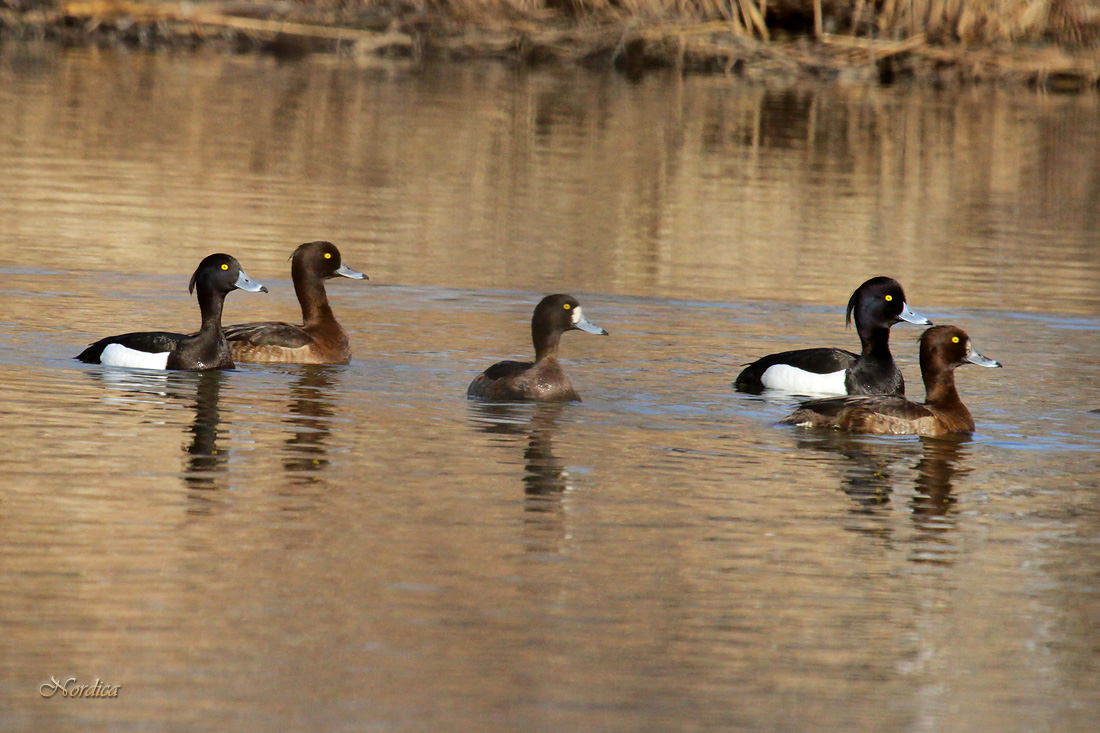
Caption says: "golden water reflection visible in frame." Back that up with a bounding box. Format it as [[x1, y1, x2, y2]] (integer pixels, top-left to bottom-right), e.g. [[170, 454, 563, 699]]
[[791, 431, 971, 565], [2, 43, 1100, 731], [2, 46, 1099, 315], [470, 402, 574, 554], [183, 370, 228, 498], [282, 366, 338, 481]]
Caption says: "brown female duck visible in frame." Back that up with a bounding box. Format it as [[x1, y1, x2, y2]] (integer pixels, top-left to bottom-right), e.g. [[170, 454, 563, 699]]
[[467, 294, 608, 402], [781, 325, 1001, 437], [223, 241, 367, 364]]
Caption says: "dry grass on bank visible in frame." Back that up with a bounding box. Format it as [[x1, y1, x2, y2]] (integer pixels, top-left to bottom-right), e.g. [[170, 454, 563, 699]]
[[330, 0, 1100, 45], [3, 1, 1100, 86]]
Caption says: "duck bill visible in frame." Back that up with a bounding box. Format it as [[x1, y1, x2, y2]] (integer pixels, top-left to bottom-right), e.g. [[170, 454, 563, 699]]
[[572, 307, 608, 336], [898, 302, 932, 325], [336, 263, 368, 280], [965, 350, 1001, 368], [235, 270, 268, 293]]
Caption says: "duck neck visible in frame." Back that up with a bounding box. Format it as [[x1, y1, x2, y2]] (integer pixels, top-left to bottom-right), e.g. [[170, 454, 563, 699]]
[[196, 285, 227, 342], [533, 323, 562, 363], [858, 323, 894, 365], [923, 364, 965, 412], [295, 275, 333, 328]]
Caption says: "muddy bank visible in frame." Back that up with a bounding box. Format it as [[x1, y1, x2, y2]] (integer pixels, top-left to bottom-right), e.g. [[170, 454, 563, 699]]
[[2, 1, 1100, 89]]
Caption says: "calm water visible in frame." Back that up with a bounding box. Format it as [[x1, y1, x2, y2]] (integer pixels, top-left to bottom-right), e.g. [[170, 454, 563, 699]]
[[2, 44, 1100, 731]]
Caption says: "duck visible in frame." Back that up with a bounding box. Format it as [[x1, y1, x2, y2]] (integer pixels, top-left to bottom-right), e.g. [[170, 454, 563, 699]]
[[467, 294, 608, 402], [77, 253, 267, 370], [221, 241, 367, 365], [780, 325, 1001, 437], [734, 276, 931, 396]]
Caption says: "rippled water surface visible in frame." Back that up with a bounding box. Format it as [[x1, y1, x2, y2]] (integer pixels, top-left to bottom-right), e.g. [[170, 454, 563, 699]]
[[2, 45, 1100, 731]]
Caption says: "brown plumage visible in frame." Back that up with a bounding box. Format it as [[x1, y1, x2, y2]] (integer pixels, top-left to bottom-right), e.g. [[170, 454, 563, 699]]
[[781, 325, 1001, 437], [467, 294, 608, 402], [224, 241, 367, 365]]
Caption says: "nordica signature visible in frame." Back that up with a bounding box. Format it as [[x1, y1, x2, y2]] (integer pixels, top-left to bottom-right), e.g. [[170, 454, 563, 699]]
[[39, 677, 121, 698]]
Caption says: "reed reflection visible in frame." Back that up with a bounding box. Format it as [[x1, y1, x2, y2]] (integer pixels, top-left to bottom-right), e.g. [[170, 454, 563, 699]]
[[470, 402, 572, 552], [282, 366, 338, 484]]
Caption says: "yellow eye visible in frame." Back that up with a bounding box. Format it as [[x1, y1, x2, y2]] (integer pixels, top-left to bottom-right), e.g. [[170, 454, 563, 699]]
[[952, 336, 960, 343], [324, 253, 332, 259], [563, 304, 571, 310], [884, 294, 893, 302], [221, 264, 229, 271]]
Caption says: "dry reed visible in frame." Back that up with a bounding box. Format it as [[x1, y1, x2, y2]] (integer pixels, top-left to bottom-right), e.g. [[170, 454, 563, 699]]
[[3, 1, 1099, 85], [330, 0, 1100, 44]]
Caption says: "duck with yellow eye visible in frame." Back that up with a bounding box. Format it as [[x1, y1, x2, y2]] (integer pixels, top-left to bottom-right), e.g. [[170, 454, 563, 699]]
[[735, 276, 931, 397], [221, 241, 367, 365], [781, 325, 1002, 437], [76, 253, 267, 370], [467, 294, 608, 402]]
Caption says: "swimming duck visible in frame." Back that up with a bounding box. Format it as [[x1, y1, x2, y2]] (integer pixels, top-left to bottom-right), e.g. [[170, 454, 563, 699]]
[[781, 325, 1001, 437], [467, 294, 608, 402], [734, 276, 931, 396], [77, 253, 266, 370], [222, 241, 367, 365]]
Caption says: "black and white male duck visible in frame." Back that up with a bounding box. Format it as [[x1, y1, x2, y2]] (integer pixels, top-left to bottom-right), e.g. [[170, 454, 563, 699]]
[[77, 253, 267, 370], [467, 294, 608, 402], [781, 325, 1001, 437], [222, 241, 367, 365], [734, 276, 931, 396]]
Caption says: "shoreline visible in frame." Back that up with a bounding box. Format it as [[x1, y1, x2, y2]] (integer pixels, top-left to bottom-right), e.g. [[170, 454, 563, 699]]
[[2, 2, 1100, 90]]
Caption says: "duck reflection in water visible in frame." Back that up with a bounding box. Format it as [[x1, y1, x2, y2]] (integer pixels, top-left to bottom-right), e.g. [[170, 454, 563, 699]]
[[793, 431, 970, 532], [282, 366, 338, 482], [182, 370, 230, 497], [910, 436, 970, 523], [470, 402, 572, 552], [83, 368, 232, 504]]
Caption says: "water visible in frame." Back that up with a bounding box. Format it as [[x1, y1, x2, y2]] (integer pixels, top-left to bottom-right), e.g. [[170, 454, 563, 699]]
[[2, 44, 1099, 731]]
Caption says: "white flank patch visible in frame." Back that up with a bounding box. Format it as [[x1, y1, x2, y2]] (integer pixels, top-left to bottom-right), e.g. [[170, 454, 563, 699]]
[[99, 343, 171, 370], [761, 364, 847, 396]]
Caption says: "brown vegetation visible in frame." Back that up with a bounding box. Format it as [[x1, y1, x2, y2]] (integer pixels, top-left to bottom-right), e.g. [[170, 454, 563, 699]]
[[2, 1, 1100, 86]]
